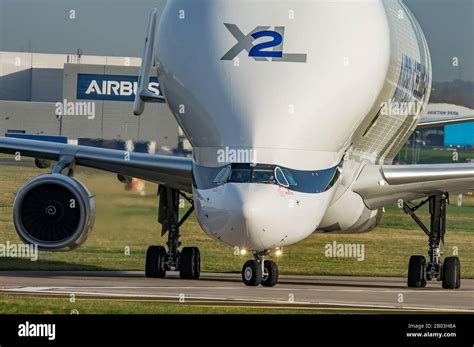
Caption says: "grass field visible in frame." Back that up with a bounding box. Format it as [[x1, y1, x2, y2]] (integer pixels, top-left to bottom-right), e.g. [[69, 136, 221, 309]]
[[0, 156, 473, 277], [0, 294, 322, 314]]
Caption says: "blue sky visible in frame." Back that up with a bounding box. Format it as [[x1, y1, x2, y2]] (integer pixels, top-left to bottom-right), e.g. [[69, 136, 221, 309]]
[[1, 0, 473, 82]]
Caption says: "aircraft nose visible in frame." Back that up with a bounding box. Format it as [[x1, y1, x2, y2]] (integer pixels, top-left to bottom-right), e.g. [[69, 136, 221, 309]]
[[196, 183, 331, 251], [238, 187, 271, 249], [234, 184, 328, 250]]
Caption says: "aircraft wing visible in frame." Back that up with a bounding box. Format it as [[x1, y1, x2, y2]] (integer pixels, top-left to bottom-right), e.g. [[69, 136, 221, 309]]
[[0, 137, 193, 192], [353, 163, 474, 209], [418, 115, 474, 128]]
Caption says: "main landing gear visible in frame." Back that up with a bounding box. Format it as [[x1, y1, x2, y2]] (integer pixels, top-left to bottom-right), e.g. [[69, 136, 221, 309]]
[[242, 251, 279, 287], [403, 193, 461, 289], [145, 186, 200, 280]]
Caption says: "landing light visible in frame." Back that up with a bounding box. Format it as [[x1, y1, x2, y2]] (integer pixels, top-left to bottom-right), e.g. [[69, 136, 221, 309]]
[[275, 248, 283, 257], [240, 249, 247, 256]]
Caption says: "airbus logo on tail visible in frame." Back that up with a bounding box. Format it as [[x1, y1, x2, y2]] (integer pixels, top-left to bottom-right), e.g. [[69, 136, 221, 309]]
[[221, 23, 307, 63]]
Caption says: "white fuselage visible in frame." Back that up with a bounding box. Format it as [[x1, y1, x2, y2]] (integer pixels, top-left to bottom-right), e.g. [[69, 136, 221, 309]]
[[156, 0, 431, 250]]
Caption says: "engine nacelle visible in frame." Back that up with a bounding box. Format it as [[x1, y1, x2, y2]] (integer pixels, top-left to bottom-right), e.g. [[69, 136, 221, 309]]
[[13, 174, 95, 251]]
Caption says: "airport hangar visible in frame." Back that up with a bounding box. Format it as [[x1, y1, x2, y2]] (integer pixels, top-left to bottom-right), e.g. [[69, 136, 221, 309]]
[[423, 103, 474, 147], [0, 50, 472, 153], [0, 51, 191, 154]]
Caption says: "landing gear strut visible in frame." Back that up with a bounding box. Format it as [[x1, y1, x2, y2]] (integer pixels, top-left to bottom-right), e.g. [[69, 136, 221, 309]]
[[242, 251, 279, 287], [145, 186, 200, 280], [403, 193, 461, 289]]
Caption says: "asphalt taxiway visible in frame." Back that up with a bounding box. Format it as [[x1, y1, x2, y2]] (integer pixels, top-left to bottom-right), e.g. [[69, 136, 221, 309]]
[[0, 271, 473, 313]]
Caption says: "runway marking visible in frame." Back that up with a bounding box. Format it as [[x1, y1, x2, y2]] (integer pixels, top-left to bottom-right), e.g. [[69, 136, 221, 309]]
[[2, 288, 473, 313], [4, 285, 474, 294], [0, 287, 314, 304], [2, 273, 473, 313]]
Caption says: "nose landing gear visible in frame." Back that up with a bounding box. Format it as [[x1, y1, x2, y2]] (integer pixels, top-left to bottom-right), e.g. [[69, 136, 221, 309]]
[[404, 193, 461, 289], [242, 251, 279, 287]]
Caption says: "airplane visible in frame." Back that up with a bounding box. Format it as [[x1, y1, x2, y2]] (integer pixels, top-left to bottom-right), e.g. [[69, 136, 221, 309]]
[[1, 0, 473, 288]]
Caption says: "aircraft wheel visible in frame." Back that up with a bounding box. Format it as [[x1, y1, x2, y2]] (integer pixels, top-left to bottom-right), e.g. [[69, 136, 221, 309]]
[[407, 255, 427, 288], [180, 247, 200, 279], [442, 257, 461, 289], [145, 245, 167, 278], [242, 260, 262, 286], [191, 247, 201, 279], [261, 260, 279, 287]]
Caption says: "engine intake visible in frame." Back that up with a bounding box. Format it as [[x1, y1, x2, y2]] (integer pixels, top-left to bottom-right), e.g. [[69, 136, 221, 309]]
[[13, 174, 95, 251]]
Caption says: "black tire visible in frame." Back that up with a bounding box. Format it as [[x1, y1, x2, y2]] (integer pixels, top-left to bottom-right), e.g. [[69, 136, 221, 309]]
[[192, 247, 201, 279], [145, 245, 166, 278], [407, 255, 427, 288], [180, 247, 200, 279], [442, 257, 461, 289], [261, 260, 279, 287], [242, 260, 262, 286]]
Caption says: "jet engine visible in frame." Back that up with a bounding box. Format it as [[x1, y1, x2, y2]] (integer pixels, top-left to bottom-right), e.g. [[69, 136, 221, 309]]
[[13, 174, 95, 251]]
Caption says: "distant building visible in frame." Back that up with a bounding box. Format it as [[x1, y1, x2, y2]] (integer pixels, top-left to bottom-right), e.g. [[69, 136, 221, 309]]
[[0, 51, 191, 154], [420, 103, 474, 147]]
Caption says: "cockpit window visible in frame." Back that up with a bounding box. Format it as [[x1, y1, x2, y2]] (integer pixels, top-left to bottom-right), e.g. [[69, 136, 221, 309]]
[[229, 168, 251, 183], [274, 167, 289, 187], [252, 168, 275, 184], [193, 162, 341, 194], [281, 168, 297, 186], [213, 166, 231, 183]]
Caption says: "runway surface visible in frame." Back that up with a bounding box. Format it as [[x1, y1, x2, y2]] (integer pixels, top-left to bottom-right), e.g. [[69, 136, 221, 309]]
[[0, 271, 473, 313]]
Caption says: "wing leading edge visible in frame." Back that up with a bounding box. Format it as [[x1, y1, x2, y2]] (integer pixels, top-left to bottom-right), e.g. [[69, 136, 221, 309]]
[[353, 162, 474, 209], [418, 115, 474, 128], [0, 137, 193, 192]]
